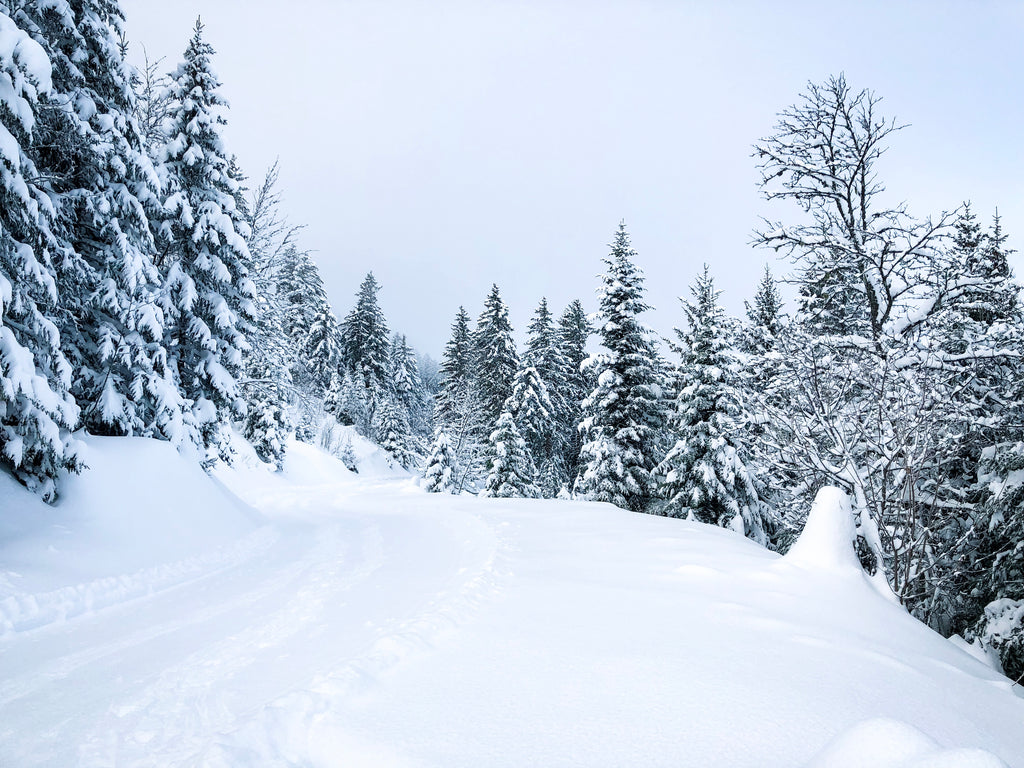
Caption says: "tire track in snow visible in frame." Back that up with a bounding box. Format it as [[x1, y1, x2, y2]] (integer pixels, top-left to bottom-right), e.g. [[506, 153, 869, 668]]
[[75, 520, 385, 767], [0, 525, 280, 637], [196, 507, 515, 767]]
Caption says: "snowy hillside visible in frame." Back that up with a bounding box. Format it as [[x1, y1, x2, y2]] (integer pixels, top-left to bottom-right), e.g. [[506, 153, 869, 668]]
[[1, 436, 1022, 767]]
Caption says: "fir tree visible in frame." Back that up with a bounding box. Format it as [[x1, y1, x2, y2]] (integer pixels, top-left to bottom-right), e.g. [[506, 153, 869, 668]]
[[276, 245, 330, 394], [481, 411, 539, 499], [556, 299, 592, 483], [422, 429, 457, 494], [504, 364, 554, 490], [304, 304, 343, 389], [374, 394, 417, 469], [656, 267, 766, 542], [243, 383, 290, 471], [15, 0, 183, 442], [435, 306, 475, 428], [473, 284, 519, 430], [576, 223, 664, 512], [155, 19, 255, 459], [340, 272, 390, 390], [0, 13, 81, 499]]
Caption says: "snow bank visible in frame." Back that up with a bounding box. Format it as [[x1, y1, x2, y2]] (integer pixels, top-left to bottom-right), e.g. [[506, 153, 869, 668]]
[[784, 486, 861, 571], [807, 718, 1008, 767], [0, 434, 267, 635]]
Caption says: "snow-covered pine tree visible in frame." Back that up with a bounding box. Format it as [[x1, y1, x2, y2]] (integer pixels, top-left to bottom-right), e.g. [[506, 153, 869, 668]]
[[435, 306, 474, 426], [655, 267, 767, 543], [388, 332, 430, 439], [473, 284, 519, 430], [242, 383, 289, 471], [556, 299, 592, 485], [0, 12, 81, 499], [504, 364, 554, 491], [422, 429, 457, 494], [155, 19, 256, 460], [14, 0, 184, 442], [575, 223, 664, 513], [276, 245, 330, 395], [742, 266, 783, 356], [481, 411, 539, 499], [521, 297, 570, 492], [374, 393, 418, 469], [340, 272, 390, 392], [433, 306, 485, 490], [304, 303, 343, 390]]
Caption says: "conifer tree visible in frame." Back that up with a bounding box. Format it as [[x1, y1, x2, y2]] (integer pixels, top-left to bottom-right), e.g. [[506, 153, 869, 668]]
[[0, 13, 81, 499], [556, 299, 592, 483], [155, 19, 255, 459], [276, 246, 330, 394], [656, 267, 766, 542], [473, 284, 519, 429], [16, 0, 183, 442], [374, 393, 418, 469], [422, 430, 457, 494], [481, 411, 539, 499], [341, 272, 390, 390], [504, 364, 554, 490], [743, 266, 783, 355], [435, 306, 474, 426], [242, 383, 290, 471], [304, 304, 343, 389], [576, 223, 664, 512]]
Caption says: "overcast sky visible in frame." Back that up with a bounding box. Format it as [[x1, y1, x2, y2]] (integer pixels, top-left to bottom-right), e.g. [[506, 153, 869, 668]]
[[120, 0, 1024, 356]]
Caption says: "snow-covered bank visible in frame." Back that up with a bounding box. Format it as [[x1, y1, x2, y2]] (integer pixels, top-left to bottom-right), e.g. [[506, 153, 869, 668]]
[[0, 437, 1022, 766]]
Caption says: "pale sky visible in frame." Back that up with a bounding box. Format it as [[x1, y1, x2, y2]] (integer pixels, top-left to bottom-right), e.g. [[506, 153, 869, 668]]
[[121, 0, 1024, 356]]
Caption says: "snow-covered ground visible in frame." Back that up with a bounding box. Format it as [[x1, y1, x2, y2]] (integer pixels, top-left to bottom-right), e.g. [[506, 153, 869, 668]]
[[1, 434, 1022, 767]]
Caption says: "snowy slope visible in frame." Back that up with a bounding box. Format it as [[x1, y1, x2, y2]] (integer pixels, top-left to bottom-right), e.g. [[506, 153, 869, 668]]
[[0, 436, 1022, 767]]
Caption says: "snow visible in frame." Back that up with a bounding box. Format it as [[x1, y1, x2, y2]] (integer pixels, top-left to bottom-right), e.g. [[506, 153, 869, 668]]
[[1, 435, 1022, 766], [808, 718, 1008, 767], [784, 485, 860, 571]]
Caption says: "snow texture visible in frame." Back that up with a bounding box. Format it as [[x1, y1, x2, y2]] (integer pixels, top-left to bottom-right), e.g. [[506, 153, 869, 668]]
[[0, 436, 1022, 766]]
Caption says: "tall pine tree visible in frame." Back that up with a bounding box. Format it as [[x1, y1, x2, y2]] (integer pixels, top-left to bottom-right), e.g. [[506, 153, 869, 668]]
[[576, 223, 664, 512], [155, 19, 255, 459], [656, 267, 766, 543], [473, 284, 518, 430], [0, 12, 81, 499]]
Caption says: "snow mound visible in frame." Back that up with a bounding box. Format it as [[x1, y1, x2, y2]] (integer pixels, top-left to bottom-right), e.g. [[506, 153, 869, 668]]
[[0, 434, 266, 634], [807, 718, 1008, 767], [785, 486, 861, 571]]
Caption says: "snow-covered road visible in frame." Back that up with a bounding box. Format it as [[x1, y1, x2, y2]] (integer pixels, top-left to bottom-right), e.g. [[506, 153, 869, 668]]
[[1, 437, 1023, 766]]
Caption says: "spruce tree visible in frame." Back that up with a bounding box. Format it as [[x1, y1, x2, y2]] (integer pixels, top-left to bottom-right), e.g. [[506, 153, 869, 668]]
[[473, 284, 519, 429], [155, 19, 255, 459], [422, 430, 457, 494], [656, 267, 766, 542], [242, 383, 290, 471], [556, 299, 592, 484], [340, 272, 390, 390], [0, 13, 81, 499], [576, 223, 664, 512], [481, 411, 539, 499], [304, 304, 343, 390], [435, 306, 474, 427], [276, 245, 330, 394], [374, 393, 417, 469], [504, 364, 554, 491], [15, 0, 183, 442]]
